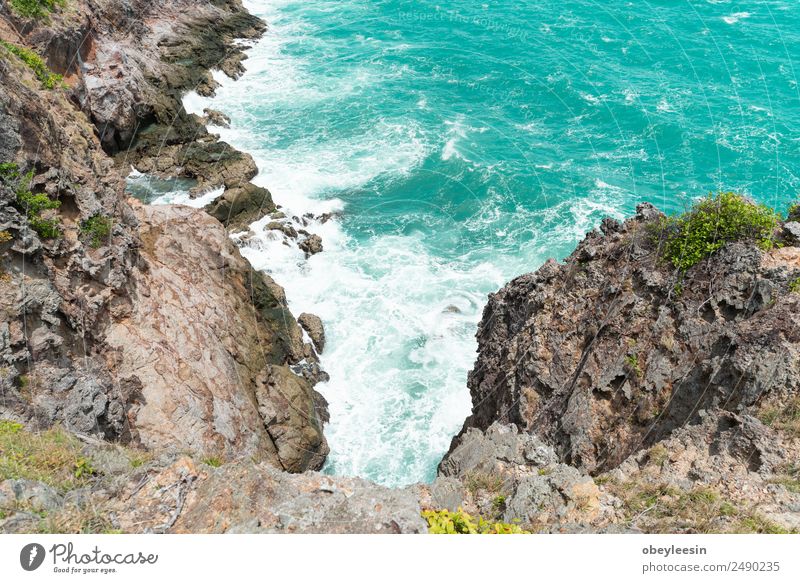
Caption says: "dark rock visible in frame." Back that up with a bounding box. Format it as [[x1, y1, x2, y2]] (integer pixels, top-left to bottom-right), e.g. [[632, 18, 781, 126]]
[[202, 108, 231, 128], [299, 234, 323, 257], [462, 206, 800, 475]]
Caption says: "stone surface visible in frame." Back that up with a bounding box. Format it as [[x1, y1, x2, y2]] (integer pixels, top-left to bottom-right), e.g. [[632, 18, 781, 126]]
[[298, 313, 325, 353], [460, 203, 800, 474]]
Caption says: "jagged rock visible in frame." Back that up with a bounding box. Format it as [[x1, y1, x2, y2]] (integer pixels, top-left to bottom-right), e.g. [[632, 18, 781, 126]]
[[106, 457, 426, 534], [461, 203, 800, 474], [205, 182, 277, 232], [202, 108, 231, 128], [298, 313, 325, 353], [264, 221, 298, 239], [783, 221, 800, 244], [299, 234, 323, 257]]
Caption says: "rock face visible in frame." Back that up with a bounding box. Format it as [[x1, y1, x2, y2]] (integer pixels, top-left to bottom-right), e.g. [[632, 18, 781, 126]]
[[104, 203, 328, 469], [1, 2, 328, 473], [460, 204, 800, 474], [437, 203, 800, 532]]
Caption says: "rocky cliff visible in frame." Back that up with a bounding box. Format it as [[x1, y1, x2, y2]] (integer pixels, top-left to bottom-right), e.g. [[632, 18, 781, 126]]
[[436, 203, 800, 533], [2, 0, 799, 535], [0, 0, 327, 475]]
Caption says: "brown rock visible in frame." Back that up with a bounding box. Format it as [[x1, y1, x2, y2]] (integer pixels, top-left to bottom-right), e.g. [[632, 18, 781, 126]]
[[298, 313, 325, 353]]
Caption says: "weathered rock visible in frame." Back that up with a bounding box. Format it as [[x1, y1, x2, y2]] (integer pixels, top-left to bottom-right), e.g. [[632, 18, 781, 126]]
[[0, 479, 62, 513], [108, 457, 427, 533], [299, 234, 323, 257], [461, 203, 800, 474], [298, 313, 325, 353], [203, 108, 231, 128], [205, 182, 277, 232], [783, 221, 800, 245], [103, 203, 328, 470]]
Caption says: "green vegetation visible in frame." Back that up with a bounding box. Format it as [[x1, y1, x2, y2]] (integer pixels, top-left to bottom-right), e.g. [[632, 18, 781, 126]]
[[769, 464, 800, 495], [7, 0, 64, 19], [0, 162, 61, 239], [656, 192, 779, 271], [0, 41, 63, 89], [625, 354, 642, 378], [0, 420, 96, 492], [491, 495, 506, 512], [647, 444, 669, 467], [422, 508, 529, 534], [80, 214, 112, 248], [201, 456, 223, 468]]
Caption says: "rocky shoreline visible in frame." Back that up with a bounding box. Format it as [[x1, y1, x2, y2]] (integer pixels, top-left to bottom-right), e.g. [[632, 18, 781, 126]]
[[2, 1, 799, 534]]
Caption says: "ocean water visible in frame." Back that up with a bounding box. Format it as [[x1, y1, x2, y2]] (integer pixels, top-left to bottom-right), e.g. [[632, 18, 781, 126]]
[[179, 0, 800, 486]]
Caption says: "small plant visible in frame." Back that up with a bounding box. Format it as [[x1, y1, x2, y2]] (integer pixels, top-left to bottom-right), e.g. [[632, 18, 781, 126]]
[[202, 456, 223, 468], [625, 354, 642, 378], [656, 192, 779, 271], [7, 0, 65, 20], [0, 41, 63, 89], [80, 214, 112, 248], [647, 444, 669, 467], [422, 508, 529, 534], [72, 458, 96, 479], [464, 471, 504, 495], [491, 495, 506, 512], [1, 162, 61, 238]]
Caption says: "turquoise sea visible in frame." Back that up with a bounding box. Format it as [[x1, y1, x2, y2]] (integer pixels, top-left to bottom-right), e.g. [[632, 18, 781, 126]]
[[178, 0, 800, 486]]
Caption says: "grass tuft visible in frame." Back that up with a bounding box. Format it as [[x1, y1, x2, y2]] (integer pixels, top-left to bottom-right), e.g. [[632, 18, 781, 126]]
[[0, 420, 97, 492]]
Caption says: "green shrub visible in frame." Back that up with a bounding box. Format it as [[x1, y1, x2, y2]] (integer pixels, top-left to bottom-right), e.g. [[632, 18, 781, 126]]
[[657, 192, 779, 271], [80, 214, 112, 248], [1, 162, 61, 239], [8, 0, 64, 19], [422, 508, 529, 534], [0, 41, 63, 89]]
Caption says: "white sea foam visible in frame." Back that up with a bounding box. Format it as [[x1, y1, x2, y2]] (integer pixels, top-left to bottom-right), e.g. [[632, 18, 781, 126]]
[[177, 2, 490, 485], [723, 12, 752, 25]]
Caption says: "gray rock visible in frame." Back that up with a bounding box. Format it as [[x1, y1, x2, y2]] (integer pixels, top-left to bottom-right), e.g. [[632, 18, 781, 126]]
[[783, 221, 800, 244], [0, 480, 62, 513]]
